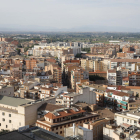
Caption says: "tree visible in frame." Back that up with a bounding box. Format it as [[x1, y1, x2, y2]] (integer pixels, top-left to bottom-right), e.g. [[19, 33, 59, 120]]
[[17, 44, 22, 48], [119, 49, 122, 52], [75, 53, 81, 58], [89, 75, 105, 81], [16, 48, 21, 55], [24, 47, 29, 52]]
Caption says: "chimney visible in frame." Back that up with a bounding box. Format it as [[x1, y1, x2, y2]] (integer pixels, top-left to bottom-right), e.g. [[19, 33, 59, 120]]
[[73, 123, 75, 137]]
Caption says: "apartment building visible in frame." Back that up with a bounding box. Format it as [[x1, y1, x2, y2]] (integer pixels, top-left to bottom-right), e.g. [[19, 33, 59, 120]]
[[65, 125, 93, 140], [33, 45, 81, 58], [81, 58, 94, 72], [25, 58, 37, 70], [81, 58, 109, 72], [128, 71, 140, 86], [83, 118, 111, 140], [11, 69, 22, 79], [115, 108, 140, 127], [103, 124, 140, 140], [71, 68, 89, 90], [56, 87, 96, 108], [128, 100, 140, 110], [39, 83, 67, 99], [62, 60, 80, 72], [126, 51, 134, 58], [0, 95, 55, 131], [122, 77, 129, 86], [45, 64, 62, 84], [36, 107, 99, 137], [0, 85, 14, 97], [117, 52, 126, 57], [90, 45, 118, 55], [76, 82, 106, 107], [105, 90, 134, 111], [122, 46, 131, 52], [107, 69, 122, 85], [110, 59, 140, 70]]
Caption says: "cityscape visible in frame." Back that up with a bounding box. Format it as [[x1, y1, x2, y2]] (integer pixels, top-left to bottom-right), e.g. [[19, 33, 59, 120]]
[[1, 0, 140, 140]]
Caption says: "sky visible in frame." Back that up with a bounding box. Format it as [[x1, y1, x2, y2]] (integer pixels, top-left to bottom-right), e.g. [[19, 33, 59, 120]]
[[0, 0, 140, 32]]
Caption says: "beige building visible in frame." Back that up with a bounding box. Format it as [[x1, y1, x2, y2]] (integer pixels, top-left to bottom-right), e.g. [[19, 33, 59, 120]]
[[83, 118, 111, 140], [45, 64, 62, 83], [71, 68, 89, 90], [81, 58, 94, 72], [65, 125, 93, 140], [0, 85, 14, 97], [36, 107, 99, 137], [80, 59, 109, 72], [115, 108, 140, 127], [0, 95, 55, 131]]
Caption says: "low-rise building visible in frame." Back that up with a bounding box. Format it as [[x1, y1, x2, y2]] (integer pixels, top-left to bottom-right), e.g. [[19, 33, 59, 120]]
[[36, 107, 99, 137], [83, 118, 112, 140], [0, 95, 55, 131], [115, 108, 140, 127]]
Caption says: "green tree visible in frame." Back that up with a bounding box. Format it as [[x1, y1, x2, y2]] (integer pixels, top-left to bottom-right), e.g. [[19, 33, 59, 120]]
[[75, 53, 81, 58], [16, 48, 21, 55], [89, 75, 105, 81]]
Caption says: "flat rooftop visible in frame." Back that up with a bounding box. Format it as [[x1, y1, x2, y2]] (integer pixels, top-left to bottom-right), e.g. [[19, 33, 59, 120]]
[[0, 131, 33, 140], [0, 95, 32, 107]]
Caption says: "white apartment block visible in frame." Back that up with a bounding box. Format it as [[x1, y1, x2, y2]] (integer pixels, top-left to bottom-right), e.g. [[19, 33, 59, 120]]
[[58, 87, 96, 108], [115, 108, 140, 127]]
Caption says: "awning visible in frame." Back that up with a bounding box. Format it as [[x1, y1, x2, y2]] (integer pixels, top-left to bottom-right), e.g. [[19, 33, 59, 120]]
[[120, 101, 127, 105]]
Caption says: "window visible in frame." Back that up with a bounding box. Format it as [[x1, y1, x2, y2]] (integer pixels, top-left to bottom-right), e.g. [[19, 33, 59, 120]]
[[127, 119, 129, 122], [56, 127, 58, 130], [60, 126, 62, 129], [2, 112, 5, 116], [60, 131, 62, 134], [52, 128, 54, 131], [123, 118, 124, 121], [64, 125, 66, 128], [9, 120, 11, 123], [56, 132, 58, 134], [6, 125, 8, 128], [9, 114, 11, 117], [68, 124, 70, 127], [0, 123, 1, 126], [2, 118, 5, 121]]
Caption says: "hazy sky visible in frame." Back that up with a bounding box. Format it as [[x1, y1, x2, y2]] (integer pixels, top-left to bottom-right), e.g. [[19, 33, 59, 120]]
[[0, 0, 140, 31]]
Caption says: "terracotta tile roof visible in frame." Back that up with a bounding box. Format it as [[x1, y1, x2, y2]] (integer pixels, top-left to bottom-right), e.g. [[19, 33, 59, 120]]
[[121, 123, 131, 128], [113, 91, 130, 97], [108, 69, 116, 73], [41, 87, 53, 90], [64, 60, 80, 64], [45, 109, 85, 119], [126, 86, 140, 89], [89, 71, 107, 74], [111, 59, 140, 62], [46, 59, 56, 63], [127, 51, 134, 53], [106, 89, 115, 92], [38, 103, 63, 112], [122, 77, 129, 81]]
